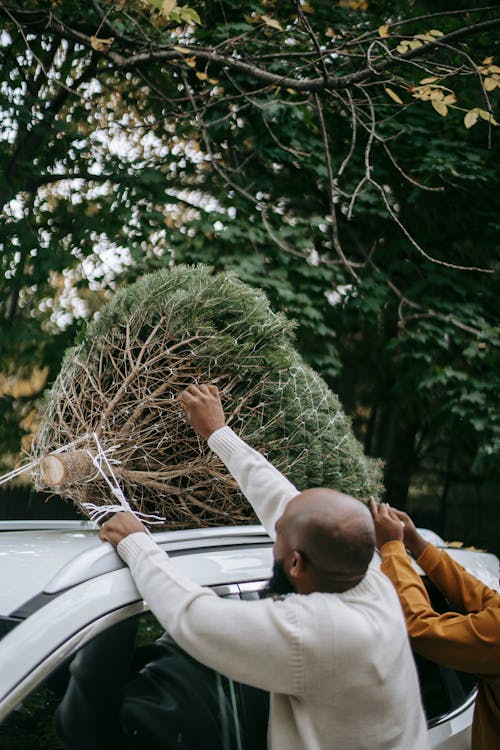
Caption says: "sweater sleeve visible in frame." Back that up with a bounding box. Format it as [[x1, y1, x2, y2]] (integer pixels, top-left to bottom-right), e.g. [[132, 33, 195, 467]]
[[380, 541, 500, 676], [117, 531, 304, 696], [416, 543, 500, 613], [207, 426, 299, 539]]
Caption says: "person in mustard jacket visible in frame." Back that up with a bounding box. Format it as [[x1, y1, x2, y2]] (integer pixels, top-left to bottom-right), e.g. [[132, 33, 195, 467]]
[[370, 499, 500, 750]]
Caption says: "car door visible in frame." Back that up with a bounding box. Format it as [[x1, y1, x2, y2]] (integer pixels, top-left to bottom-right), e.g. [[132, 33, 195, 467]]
[[0, 581, 270, 750]]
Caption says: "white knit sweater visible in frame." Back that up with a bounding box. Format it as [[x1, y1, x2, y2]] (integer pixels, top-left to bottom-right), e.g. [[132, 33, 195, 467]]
[[118, 426, 429, 750]]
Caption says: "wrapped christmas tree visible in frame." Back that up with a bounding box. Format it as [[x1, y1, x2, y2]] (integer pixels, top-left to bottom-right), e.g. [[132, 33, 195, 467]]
[[32, 265, 382, 527]]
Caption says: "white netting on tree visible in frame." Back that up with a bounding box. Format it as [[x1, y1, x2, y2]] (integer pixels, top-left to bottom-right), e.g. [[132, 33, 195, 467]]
[[31, 265, 382, 527]]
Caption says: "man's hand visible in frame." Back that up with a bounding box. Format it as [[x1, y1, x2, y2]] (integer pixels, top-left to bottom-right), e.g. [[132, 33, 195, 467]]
[[369, 499, 429, 558], [178, 384, 226, 438], [387, 507, 429, 559], [369, 498, 405, 549], [99, 511, 147, 547]]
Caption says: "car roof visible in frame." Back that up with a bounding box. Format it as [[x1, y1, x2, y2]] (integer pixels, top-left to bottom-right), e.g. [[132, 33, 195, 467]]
[[0, 525, 100, 614], [0, 521, 498, 617], [0, 522, 272, 615]]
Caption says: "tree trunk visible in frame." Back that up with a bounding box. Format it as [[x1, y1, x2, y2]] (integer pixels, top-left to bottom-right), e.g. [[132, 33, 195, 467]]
[[366, 404, 417, 509]]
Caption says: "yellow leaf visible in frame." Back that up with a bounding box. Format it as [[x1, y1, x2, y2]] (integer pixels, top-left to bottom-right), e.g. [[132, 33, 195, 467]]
[[482, 56, 494, 65], [161, 0, 177, 16], [208, 78, 219, 85], [195, 71, 208, 80], [443, 92, 457, 105], [428, 29, 444, 37], [412, 85, 432, 101], [431, 99, 448, 116], [419, 77, 438, 84], [21, 434, 34, 452], [384, 87, 403, 104], [184, 56, 197, 68], [261, 15, 283, 31], [30, 367, 49, 392], [489, 65, 500, 74], [173, 45, 191, 54], [90, 35, 114, 52], [3, 367, 49, 398], [378, 24, 390, 38], [484, 77, 498, 92], [338, 0, 368, 9], [464, 110, 479, 129], [478, 109, 499, 125], [20, 409, 37, 431], [397, 39, 424, 53]]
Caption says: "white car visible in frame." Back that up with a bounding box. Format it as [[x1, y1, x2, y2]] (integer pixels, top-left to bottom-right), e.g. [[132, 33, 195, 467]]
[[0, 520, 498, 749]]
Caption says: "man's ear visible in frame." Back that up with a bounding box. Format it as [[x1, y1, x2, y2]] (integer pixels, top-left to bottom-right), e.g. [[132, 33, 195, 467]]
[[289, 550, 305, 579]]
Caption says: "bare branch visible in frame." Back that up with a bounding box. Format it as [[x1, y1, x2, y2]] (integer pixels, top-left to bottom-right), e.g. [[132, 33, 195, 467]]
[[337, 90, 358, 177], [2, 4, 499, 95], [314, 93, 360, 282], [375, 183, 494, 274], [382, 143, 445, 193], [366, 256, 484, 337]]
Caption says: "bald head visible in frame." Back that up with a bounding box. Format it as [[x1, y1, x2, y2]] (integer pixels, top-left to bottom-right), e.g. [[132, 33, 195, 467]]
[[277, 488, 375, 592]]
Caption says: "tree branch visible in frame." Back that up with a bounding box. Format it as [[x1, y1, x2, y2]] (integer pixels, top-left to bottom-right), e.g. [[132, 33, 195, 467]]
[[1, 4, 499, 95]]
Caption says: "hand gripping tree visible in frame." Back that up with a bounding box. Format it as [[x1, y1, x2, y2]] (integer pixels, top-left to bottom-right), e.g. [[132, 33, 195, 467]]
[[32, 266, 382, 527]]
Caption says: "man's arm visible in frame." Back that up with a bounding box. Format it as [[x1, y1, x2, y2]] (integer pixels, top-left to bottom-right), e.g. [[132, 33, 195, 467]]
[[370, 501, 500, 675], [369, 500, 500, 613], [179, 384, 299, 538], [379, 541, 500, 676], [99, 518, 304, 696], [415, 543, 500, 614]]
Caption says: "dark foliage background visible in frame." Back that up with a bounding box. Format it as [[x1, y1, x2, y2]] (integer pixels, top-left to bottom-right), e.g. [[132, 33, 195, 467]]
[[0, 0, 498, 552]]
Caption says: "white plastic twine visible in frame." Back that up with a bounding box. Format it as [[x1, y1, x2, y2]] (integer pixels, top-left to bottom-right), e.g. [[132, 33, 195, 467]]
[[0, 432, 165, 528], [0, 458, 42, 486], [81, 432, 165, 527], [0, 435, 92, 487]]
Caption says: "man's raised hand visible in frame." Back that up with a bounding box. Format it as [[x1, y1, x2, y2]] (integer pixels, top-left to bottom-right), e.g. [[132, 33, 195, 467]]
[[178, 384, 226, 439], [369, 499, 429, 558], [388, 507, 429, 559], [369, 498, 405, 549]]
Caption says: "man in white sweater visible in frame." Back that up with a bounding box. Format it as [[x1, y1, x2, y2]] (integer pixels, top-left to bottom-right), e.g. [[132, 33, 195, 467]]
[[100, 384, 429, 749]]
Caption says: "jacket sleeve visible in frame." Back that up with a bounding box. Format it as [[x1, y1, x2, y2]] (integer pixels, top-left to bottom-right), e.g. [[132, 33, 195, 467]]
[[207, 426, 299, 539], [380, 541, 500, 676], [416, 543, 500, 613], [117, 532, 304, 696]]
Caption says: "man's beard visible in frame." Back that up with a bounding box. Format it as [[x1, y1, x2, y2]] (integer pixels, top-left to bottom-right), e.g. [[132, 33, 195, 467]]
[[261, 560, 295, 597]]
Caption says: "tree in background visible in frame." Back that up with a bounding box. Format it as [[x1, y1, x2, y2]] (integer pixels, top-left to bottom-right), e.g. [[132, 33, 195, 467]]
[[0, 1, 498, 547]]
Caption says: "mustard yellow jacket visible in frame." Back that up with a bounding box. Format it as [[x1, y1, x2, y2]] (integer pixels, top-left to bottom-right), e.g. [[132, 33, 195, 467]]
[[380, 541, 500, 750]]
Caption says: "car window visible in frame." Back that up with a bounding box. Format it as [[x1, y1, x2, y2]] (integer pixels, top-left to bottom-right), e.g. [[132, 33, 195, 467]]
[[414, 581, 477, 725], [0, 591, 269, 750]]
